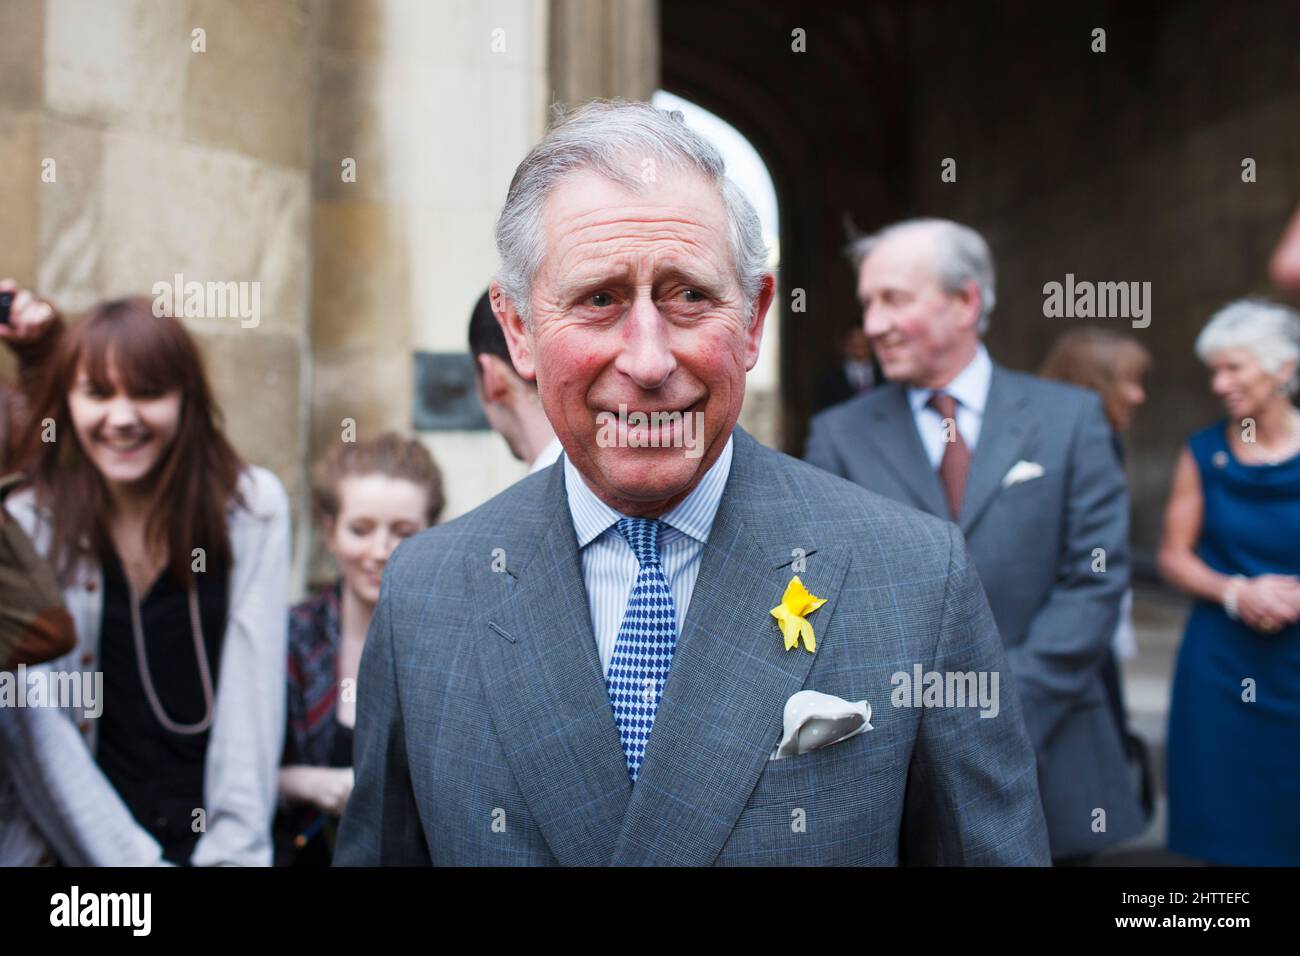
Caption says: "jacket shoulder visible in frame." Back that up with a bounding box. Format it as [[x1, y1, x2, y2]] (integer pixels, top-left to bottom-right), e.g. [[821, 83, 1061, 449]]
[[387, 467, 555, 579], [750, 440, 956, 552], [809, 383, 904, 433], [998, 366, 1100, 415]]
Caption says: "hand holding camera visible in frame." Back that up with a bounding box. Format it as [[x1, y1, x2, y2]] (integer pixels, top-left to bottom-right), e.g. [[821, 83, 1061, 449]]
[[0, 278, 59, 345]]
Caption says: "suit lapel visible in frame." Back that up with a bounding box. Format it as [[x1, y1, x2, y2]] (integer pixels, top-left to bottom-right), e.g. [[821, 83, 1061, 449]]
[[959, 365, 1035, 535], [474, 466, 632, 866], [860, 386, 948, 517], [610, 432, 852, 865]]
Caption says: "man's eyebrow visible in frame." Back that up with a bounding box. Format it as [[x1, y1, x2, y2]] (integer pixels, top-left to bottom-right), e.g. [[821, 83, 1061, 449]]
[[654, 266, 722, 290], [556, 265, 634, 294], [557, 264, 725, 296]]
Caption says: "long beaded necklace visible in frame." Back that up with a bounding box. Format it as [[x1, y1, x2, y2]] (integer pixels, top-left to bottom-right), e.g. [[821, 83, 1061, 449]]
[[126, 581, 215, 735]]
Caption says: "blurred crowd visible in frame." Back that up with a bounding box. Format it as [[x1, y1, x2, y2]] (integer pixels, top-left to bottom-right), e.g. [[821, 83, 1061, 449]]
[[0, 194, 1298, 867]]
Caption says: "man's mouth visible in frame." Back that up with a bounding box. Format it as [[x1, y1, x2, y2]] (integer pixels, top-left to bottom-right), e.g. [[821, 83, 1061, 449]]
[[594, 399, 706, 447], [597, 399, 702, 418]]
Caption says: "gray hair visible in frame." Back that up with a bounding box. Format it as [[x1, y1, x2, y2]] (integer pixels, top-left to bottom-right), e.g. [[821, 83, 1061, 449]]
[[1195, 298, 1300, 395], [494, 99, 768, 324], [846, 218, 997, 335]]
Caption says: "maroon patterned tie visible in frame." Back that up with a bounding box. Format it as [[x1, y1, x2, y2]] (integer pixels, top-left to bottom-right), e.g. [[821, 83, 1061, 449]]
[[926, 391, 970, 520]]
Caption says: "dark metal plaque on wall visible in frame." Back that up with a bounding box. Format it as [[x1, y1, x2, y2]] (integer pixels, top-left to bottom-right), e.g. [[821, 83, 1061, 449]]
[[413, 352, 489, 430]]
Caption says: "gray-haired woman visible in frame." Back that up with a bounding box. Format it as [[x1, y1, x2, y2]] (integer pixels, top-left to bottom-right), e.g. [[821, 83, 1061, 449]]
[[1158, 298, 1300, 865]]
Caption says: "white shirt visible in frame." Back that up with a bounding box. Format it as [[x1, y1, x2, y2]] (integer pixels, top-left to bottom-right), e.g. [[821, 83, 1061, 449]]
[[528, 436, 563, 474], [906, 344, 993, 468], [563, 436, 734, 675]]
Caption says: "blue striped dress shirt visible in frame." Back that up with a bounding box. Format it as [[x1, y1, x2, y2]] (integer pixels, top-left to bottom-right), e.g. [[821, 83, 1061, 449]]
[[562, 435, 734, 676]]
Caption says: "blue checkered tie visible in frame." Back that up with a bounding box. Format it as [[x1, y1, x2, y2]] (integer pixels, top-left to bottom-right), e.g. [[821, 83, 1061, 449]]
[[606, 517, 679, 783]]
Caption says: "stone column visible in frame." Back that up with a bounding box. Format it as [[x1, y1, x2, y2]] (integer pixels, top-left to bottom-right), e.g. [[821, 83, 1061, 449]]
[[549, 0, 660, 107], [309, 0, 552, 560]]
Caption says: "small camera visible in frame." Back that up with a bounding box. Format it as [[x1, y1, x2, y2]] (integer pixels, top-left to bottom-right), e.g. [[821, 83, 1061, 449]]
[[0, 291, 13, 326]]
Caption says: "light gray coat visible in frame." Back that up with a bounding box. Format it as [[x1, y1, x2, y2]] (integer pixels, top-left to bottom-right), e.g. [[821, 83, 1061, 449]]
[[335, 428, 1050, 866], [805, 366, 1145, 858]]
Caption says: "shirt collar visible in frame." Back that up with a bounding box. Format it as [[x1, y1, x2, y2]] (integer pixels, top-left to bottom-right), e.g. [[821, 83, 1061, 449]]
[[528, 436, 564, 474], [907, 343, 993, 415], [564, 434, 734, 549]]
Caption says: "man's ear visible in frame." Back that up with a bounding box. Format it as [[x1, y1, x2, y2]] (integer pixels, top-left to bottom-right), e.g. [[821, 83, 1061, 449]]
[[743, 273, 777, 371], [951, 279, 983, 330], [489, 280, 536, 381], [477, 353, 512, 403]]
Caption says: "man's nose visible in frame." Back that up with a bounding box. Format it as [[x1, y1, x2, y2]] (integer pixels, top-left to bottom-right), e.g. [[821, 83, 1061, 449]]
[[614, 298, 676, 390]]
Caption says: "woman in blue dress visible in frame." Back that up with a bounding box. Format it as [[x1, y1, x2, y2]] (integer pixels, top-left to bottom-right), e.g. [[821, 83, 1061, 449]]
[[1160, 299, 1300, 865]]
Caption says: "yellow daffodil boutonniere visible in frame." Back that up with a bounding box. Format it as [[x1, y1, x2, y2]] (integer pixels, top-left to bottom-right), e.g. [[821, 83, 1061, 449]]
[[770, 576, 827, 654]]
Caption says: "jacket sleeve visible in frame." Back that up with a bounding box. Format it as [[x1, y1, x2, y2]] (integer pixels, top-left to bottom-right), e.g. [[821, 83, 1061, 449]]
[[0, 659, 170, 865], [334, 541, 432, 866], [1004, 393, 1129, 754], [0, 492, 168, 866], [190, 469, 290, 866], [901, 523, 1052, 866]]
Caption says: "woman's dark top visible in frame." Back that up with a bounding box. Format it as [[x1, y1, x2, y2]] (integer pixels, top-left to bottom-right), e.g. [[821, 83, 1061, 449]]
[[95, 546, 229, 866], [284, 717, 354, 868], [275, 580, 355, 866]]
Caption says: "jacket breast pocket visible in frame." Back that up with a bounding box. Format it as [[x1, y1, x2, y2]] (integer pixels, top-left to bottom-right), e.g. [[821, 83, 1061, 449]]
[[720, 732, 909, 865], [746, 730, 903, 807]]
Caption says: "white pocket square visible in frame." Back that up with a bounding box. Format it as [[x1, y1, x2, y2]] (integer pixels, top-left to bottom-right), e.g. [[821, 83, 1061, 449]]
[[770, 690, 873, 760], [1000, 459, 1044, 488]]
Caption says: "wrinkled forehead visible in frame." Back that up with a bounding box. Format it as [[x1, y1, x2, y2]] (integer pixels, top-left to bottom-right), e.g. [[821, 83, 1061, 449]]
[[537, 167, 733, 282]]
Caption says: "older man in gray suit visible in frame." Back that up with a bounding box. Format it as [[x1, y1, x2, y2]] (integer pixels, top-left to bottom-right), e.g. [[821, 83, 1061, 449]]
[[335, 105, 1049, 866], [805, 219, 1145, 862]]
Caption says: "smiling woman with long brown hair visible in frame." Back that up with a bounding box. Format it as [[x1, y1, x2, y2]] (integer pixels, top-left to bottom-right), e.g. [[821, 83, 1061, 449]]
[[0, 293, 290, 866]]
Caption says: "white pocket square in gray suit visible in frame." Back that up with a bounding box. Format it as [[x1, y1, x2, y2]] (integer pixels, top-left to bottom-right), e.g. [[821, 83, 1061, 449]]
[[770, 690, 873, 760], [1000, 459, 1045, 488]]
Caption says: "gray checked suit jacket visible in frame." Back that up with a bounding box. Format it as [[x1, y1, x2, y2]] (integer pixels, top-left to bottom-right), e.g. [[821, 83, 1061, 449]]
[[335, 428, 1050, 866], [804, 365, 1145, 859]]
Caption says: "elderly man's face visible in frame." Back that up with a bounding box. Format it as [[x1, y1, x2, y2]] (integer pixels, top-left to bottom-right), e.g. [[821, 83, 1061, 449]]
[[495, 168, 772, 516], [858, 229, 981, 389]]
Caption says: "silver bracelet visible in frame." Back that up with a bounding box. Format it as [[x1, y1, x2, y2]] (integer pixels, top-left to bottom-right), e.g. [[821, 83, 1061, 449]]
[[1223, 575, 1247, 621]]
